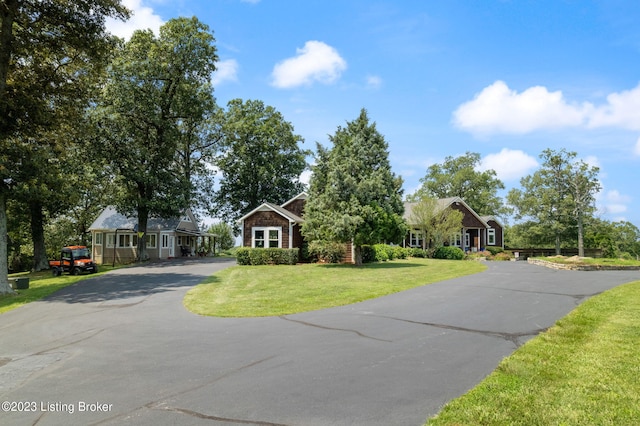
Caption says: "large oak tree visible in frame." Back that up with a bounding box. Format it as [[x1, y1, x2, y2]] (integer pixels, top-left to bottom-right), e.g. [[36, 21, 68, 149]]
[[94, 17, 218, 261], [0, 0, 128, 292]]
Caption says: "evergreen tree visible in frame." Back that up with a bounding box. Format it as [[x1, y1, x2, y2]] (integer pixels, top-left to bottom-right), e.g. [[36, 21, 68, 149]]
[[302, 109, 406, 265]]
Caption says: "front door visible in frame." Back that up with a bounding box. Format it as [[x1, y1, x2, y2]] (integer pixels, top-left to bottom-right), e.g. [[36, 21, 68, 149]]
[[169, 236, 175, 257], [161, 233, 176, 258]]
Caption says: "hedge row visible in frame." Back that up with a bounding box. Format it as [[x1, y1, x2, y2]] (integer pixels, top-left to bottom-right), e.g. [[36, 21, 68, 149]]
[[362, 244, 411, 263], [236, 248, 299, 265]]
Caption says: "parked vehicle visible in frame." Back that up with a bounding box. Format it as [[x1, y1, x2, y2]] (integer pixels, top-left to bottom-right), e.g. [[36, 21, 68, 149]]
[[50, 246, 98, 276]]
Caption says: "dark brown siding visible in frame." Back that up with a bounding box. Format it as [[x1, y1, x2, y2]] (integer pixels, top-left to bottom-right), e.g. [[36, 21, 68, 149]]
[[451, 203, 485, 228], [282, 198, 305, 217], [486, 219, 503, 247], [242, 211, 291, 248]]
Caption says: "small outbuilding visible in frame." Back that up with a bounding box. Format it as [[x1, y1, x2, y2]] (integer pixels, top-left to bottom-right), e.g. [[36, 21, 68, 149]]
[[89, 207, 215, 264]]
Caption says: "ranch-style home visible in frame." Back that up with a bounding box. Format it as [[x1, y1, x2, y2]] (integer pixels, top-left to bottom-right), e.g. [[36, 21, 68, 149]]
[[88, 206, 215, 265], [403, 197, 504, 251], [238, 192, 501, 261]]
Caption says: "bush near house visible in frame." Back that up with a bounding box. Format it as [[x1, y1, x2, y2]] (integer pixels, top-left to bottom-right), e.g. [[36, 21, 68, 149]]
[[486, 246, 504, 256], [235, 248, 299, 265], [433, 246, 465, 260], [307, 241, 346, 264]]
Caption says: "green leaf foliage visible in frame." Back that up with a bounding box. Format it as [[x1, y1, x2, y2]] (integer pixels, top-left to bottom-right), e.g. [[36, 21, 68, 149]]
[[213, 99, 309, 224], [410, 152, 506, 216], [301, 109, 406, 265], [433, 246, 465, 260], [93, 17, 218, 260]]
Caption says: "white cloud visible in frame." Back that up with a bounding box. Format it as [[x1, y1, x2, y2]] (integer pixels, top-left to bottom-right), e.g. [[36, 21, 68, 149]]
[[588, 84, 640, 131], [454, 81, 640, 146], [601, 190, 632, 216], [453, 81, 589, 135], [366, 75, 383, 89], [212, 59, 239, 85], [634, 137, 640, 156], [105, 0, 164, 40], [299, 170, 312, 186], [271, 41, 347, 89], [478, 148, 538, 182]]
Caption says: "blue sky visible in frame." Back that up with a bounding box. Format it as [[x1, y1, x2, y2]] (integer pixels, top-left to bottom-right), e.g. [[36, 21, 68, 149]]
[[106, 0, 640, 227]]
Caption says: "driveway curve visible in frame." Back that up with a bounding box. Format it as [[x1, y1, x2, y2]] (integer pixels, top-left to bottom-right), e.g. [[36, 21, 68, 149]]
[[0, 259, 638, 426]]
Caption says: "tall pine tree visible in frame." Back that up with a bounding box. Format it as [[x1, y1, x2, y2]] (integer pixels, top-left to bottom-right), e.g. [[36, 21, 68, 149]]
[[302, 109, 405, 265]]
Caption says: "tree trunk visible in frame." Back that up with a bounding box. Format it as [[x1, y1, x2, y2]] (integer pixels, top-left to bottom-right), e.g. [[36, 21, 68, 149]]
[[136, 206, 149, 262], [555, 234, 561, 255], [354, 244, 363, 266], [0, 190, 14, 294], [30, 200, 50, 271], [577, 213, 585, 258]]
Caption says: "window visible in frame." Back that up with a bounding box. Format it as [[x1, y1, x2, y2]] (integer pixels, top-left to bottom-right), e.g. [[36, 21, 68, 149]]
[[488, 229, 496, 245], [252, 227, 281, 248], [464, 233, 470, 248], [106, 234, 115, 248], [451, 233, 462, 247], [162, 234, 170, 249], [94, 233, 103, 246], [146, 234, 157, 249], [117, 233, 138, 248], [410, 229, 423, 248]]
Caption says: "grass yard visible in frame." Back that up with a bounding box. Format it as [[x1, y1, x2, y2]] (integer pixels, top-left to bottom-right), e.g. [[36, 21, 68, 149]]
[[0, 266, 120, 314], [184, 258, 486, 317], [427, 279, 640, 426]]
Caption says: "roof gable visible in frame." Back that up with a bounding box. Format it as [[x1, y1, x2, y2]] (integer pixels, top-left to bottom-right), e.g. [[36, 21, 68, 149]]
[[238, 202, 304, 224], [404, 197, 489, 228], [89, 206, 198, 232]]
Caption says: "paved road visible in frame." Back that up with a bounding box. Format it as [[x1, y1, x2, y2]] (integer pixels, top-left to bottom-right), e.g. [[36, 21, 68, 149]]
[[0, 259, 638, 426]]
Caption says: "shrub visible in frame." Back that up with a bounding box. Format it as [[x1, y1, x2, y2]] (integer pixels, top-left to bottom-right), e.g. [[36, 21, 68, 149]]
[[409, 247, 428, 258], [373, 244, 389, 261], [308, 241, 346, 263], [493, 252, 513, 261], [361, 245, 376, 263], [485, 246, 504, 256], [433, 246, 465, 260], [236, 247, 251, 265], [393, 245, 408, 259], [235, 248, 299, 265]]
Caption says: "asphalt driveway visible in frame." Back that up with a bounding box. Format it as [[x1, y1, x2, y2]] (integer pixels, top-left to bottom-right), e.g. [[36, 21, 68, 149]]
[[0, 259, 638, 426]]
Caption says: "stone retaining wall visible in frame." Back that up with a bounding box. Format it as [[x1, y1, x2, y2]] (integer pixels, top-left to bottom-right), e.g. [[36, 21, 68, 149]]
[[528, 258, 640, 271]]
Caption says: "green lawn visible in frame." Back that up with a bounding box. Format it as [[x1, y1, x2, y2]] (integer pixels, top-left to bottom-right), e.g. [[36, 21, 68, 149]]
[[0, 266, 120, 314], [184, 258, 487, 317], [427, 280, 640, 426]]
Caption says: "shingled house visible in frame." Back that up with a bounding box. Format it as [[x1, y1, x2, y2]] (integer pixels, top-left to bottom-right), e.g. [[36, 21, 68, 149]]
[[403, 197, 504, 251], [89, 207, 215, 264]]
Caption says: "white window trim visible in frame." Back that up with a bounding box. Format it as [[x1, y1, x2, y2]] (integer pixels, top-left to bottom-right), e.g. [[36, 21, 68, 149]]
[[451, 233, 462, 247], [410, 229, 423, 248], [252, 226, 282, 248], [146, 233, 157, 249], [161, 233, 170, 249], [94, 232, 103, 246], [488, 228, 496, 245], [464, 233, 470, 248], [117, 233, 138, 248], [106, 233, 115, 249]]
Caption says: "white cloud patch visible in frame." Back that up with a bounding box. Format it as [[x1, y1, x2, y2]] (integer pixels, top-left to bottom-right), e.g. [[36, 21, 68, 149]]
[[366, 75, 383, 89], [602, 190, 632, 215], [478, 148, 539, 182], [105, 0, 164, 40], [588, 84, 640, 131], [634, 137, 640, 156], [212, 59, 239, 85], [453, 81, 640, 147], [453, 81, 589, 135], [271, 41, 347, 89]]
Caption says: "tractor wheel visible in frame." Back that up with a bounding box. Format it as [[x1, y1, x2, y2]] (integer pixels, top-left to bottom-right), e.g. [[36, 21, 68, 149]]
[[52, 267, 61, 277], [71, 267, 80, 276]]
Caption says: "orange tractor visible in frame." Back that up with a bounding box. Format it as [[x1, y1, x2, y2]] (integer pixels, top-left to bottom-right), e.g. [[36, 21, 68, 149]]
[[50, 246, 99, 276]]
